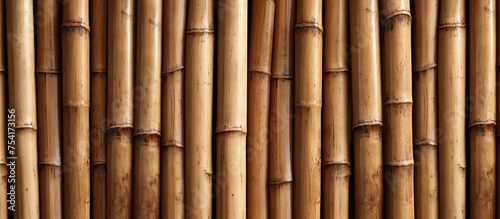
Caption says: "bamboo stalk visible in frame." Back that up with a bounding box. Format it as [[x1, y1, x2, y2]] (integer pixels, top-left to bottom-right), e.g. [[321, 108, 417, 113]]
[[322, 0, 350, 218], [106, 0, 133, 218], [215, 0, 247, 218], [6, 0, 40, 218], [294, 0, 322, 218], [0, 0, 7, 217], [349, 0, 384, 218], [497, 0, 500, 215], [247, 1, 274, 218], [412, 0, 439, 218], [161, 0, 186, 218], [132, 0, 161, 217], [185, 0, 214, 217], [469, 0, 496, 217], [35, 0, 62, 218]]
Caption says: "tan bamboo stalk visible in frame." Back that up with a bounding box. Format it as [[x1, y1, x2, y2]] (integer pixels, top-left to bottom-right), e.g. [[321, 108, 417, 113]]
[[268, 0, 294, 218], [412, 0, 439, 218], [349, 0, 383, 218], [35, 0, 62, 218], [161, 0, 185, 218], [294, 0, 322, 218], [6, 0, 40, 218], [247, 0, 274, 218], [133, 0, 161, 217], [185, 0, 214, 217], [438, 1, 466, 218], [497, 0, 500, 215], [215, 0, 247, 218], [469, 0, 496, 217], [106, 0, 133, 217], [0, 0, 7, 217], [322, 0, 350, 218]]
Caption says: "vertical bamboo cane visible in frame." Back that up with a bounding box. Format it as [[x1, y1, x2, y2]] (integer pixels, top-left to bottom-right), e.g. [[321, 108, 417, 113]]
[[294, 0, 322, 218], [6, 0, 40, 218], [469, 0, 496, 218], [185, 0, 214, 217], [133, 0, 161, 217], [161, 0, 185, 218], [438, 1, 466, 218], [497, 0, 500, 216], [106, 0, 133, 217], [412, 0, 439, 218], [268, 0, 294, 218], [0, 0, 7, 217], [247, 0, 274, 218], [216, 0, 247, 218], [35, 0, 62, 218], [349, 0, 384, 218], [322, 0, 350, 218]]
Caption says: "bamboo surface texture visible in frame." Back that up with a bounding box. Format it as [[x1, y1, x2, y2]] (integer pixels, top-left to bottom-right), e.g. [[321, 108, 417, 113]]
[[349, 0, 384, 218], [497, 0, 500, 215], [247, 0, 274, 218], [6, 0, 40, 218], [412, 0, 439, 218], [161, 0, 185, 218], [0, 0, 7, 218]]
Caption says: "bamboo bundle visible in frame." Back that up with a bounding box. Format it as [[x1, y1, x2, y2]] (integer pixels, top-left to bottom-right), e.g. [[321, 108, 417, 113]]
[[0, 0, 7, 217], [132, 0, 161, 217], [412, 0, 439, 218], [438, 1, 466, 218], [322, 0, 350, 218], [6, 0, 40, 218], [215, 0, 247, 218], [35, 0, 62, 218], [106, 0, 133, 217], [161, 0, 185, 218], [294, 0, 322, 218], [247, 0, 274, 218], [469, 0, 496, 217], [349, 0, 383, 218], [185, 0, 214, 217]]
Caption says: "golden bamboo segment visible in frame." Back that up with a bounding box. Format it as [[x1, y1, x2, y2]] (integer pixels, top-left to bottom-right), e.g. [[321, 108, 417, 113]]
[[215, 0, 247, 218], [469, 0, 496, 218], [412, 0, 439, 218], [6, 0, 40, 218], [322, 0, 350, 218], [0, 0, 7, 218], [161, 0, 186, 218], [185, 0, 214, 217], [133, 0, 161, 217], [349, 0, 383, 218]]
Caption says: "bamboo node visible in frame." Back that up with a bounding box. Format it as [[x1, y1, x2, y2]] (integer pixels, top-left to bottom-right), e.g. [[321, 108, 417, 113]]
[[162, 65, 185, 75], [215, 127, 246, 134], [133, 130, 161, 137], [323, 68, 349, 74], [91, 69, 106, 73], [380, 10, 411, 25], [106, 124, 134, 132], [414, 140, 438, 146], [268, 180, 293, 185], [91, 161, 106, 165], [249, 69, 271, 76], [271, 75, 294, 79], [294, 102, 321, 108], [61, 21, 91, 32], [186, 28, 214, 35], [36, 69, 61, 74], [352, 121, 383, 130], [321, 161, 351, 166], [438, 23, 466, 29], [13, 124, 36, 130], [295, 22, 323, 33], [413, 63, 437, 73], [38, 162, 63, 167], [385, 160, 414, 167], [384, 99, 413, 106], [468, 120, 496, 129], [63, 100, 90, 108], [160, 141, 184, 148]]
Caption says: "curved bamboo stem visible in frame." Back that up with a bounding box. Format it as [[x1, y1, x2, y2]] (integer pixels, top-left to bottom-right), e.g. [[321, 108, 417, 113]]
[[0, 0, 7, 217]]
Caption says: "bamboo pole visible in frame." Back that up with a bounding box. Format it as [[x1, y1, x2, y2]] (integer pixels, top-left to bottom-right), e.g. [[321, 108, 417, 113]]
[[412, 0, 439, 218], [6, 0, 40, 218], [132, 0, 161, 217], [0, 0, 7, 217], [185, 0, 214, 217], [35, 0, 62, 218], [322, 0, 350, 218], [161, 0, 185, 218], [294, 0, 322, 218], [247, 0, 274, 218], [106, 0, 133, 217], [215, 0, 247, 218], [349, 0, 383, 218], [497, 0, 500, 215], [469, 0, 496, 217]]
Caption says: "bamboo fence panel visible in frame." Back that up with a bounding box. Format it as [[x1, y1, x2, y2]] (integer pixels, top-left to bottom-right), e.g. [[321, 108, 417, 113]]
[[0, 0, 7, 217]]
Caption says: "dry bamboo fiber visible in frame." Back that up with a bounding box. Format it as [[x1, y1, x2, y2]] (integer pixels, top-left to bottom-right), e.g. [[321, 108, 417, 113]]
[[185, 0, 214, 217], [294, 0, 322, 218], [216, 0, 247, 218], [106, 0, 133, 217], [35, 0, 62, 218], [412, 0, 439, 218], [349, 0, 383, 218], [6, 0, 40, 218], [268, 0, 294, 217], [161, 0, 185, 218], [322, 0, 350, 218], [0, 0, 7, 218], [133, 0, 161, 217], [469, 0, 496, 218], [247, 0, 274, 218], [438, 1, 466, 218]]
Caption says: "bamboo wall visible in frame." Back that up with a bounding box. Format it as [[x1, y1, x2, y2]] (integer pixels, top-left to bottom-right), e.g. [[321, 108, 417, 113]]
[[2, 0, 500, 218]]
